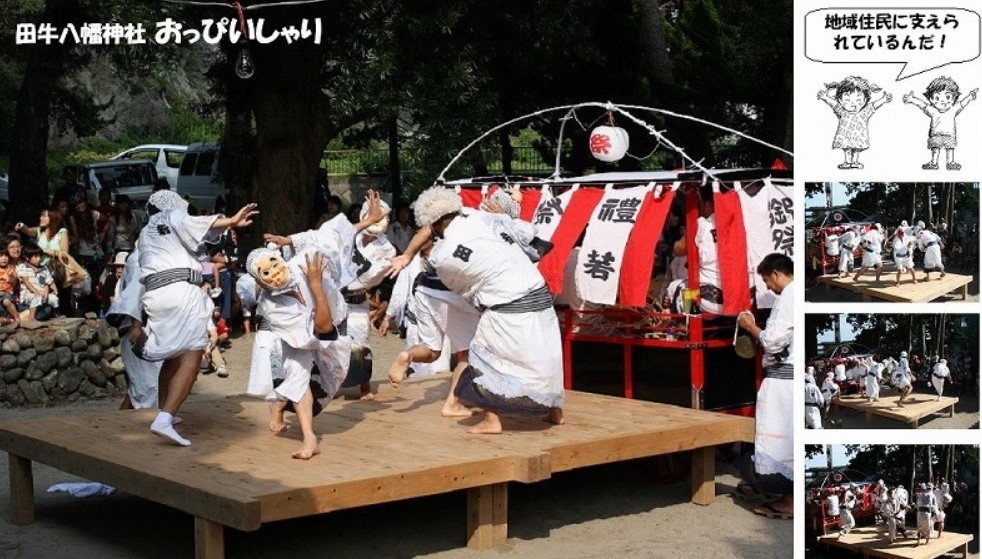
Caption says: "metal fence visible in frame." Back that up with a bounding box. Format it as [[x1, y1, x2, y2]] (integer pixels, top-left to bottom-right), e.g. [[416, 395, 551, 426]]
[[323, 146, 555, 176]]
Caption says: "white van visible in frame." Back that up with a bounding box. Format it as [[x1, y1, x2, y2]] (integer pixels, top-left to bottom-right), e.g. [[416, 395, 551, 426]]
[[111, 144, 186, 188], [176, 142, 229, 213]]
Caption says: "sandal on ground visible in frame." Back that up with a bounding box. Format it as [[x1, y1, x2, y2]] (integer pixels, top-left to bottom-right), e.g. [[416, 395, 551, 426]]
[[753, 501, 793, 520], [732, 482, 769, 502]]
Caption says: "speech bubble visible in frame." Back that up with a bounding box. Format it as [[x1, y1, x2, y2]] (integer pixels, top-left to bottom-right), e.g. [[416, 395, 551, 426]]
[[805, 8, 981, 80]]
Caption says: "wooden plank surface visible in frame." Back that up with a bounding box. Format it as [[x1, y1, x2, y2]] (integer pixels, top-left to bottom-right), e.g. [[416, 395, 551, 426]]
[[0, 373, 753, 530], [818, 525, 973, 559], [816, 272, 971, 303], [833, 389, 958, 425]]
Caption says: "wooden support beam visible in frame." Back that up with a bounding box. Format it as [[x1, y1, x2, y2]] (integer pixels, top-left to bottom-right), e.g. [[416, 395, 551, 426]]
[[691, 446, 715, 506], [194, 516, 225, 559], [9, 454, 35, 526], [467, 483, 508, 549]]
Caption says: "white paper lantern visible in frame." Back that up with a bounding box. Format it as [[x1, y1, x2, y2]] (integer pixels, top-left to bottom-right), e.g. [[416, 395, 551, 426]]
[[589, 125, 629, 162]]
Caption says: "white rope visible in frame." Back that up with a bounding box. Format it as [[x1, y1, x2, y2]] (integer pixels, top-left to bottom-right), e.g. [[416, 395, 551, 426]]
[[436, 101, 794, 185]]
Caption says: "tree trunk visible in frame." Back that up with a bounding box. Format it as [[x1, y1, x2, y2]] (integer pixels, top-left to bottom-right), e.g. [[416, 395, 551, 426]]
[[248, 39, 333, 246], [7, 0, 85, 225], [636, 0, 675, 88], [388, 116, 403, 205], [826, 444, 833, 472], [909, 445, 916, 493], [499, 128, 513, 176], [925, 445, 933, 483]]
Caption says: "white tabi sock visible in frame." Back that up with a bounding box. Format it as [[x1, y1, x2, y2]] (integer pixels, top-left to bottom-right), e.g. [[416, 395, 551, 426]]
[[151, 412, 191, 447]]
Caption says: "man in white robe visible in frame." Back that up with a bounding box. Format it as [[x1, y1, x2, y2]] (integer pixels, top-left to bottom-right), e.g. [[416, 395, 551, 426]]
[[408, 186, 564, 435], [853, 223, 885, 283], [837, 225, 859, 277], [930, 359, 950, 400], [737, 253, 793, 519], [918, 227, 946, 280], [894, 351, 914, 407], [840, 484, 857, 537], [821, 371, 840, 414], [133, 190, 257, 446], [892, 227, 918, 286], [804, 368, 824, 429], [246, 247, 349, 459]]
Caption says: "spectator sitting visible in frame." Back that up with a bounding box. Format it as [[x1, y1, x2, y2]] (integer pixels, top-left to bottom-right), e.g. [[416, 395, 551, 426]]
[[97, 251, 127, 318], [200, 242, 233, 319], [105, 194, 140, 256], [16, 243, 57, 321], [95, 188, 115, 246], [0, 251, 21, 326], [202, 306, 229, 378], [14, 207, 70, 268], [51, 166, 85, 208]]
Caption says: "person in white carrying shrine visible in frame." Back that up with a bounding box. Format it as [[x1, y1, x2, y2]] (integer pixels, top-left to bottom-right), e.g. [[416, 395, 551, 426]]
[[735, 253, 793, 519], [408, 186, 565, 434]]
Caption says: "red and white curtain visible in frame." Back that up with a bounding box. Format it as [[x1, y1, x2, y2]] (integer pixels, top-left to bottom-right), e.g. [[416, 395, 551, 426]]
[[737, 178, 793, 309]]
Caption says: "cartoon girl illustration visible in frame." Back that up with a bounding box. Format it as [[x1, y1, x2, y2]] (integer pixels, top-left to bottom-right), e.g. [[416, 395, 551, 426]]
[[903, 76, 978, 170], [817, 76, 892, 169]]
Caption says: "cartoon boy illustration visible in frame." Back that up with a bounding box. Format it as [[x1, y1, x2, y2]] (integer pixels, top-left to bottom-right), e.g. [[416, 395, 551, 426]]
[[818, 76, 892, 170], [903, 76, 978, 170]]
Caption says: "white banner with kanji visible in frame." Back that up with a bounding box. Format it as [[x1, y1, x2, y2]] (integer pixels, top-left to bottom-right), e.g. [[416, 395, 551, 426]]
[[738, 178, 793, 309], [574, 184, 653, 305], [531, 187, 572, 242]]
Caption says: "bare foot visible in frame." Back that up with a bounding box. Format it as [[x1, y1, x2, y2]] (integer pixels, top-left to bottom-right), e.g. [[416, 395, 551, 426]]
[[441, 402, 474, 418], [940, 271, 946, 278], [291, 439, 321, 460], [388, 351, 411, 388], [269, 402, 289, 433], [467, 412, 503, 434], [358, 381, 375, 401], [547, 407, 565, 425]]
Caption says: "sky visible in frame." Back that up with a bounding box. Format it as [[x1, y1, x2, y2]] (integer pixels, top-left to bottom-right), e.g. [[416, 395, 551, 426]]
[[805, 445, 851, 470], [804, 182, 855, 209], [815, 314, 858, 344]]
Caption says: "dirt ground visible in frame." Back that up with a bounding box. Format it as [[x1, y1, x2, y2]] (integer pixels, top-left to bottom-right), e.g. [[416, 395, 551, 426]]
[[0, 330, 792, 558]]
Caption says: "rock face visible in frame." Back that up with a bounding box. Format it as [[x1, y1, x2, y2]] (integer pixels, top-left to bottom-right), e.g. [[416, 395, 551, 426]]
[[1, 318, 124, 407]]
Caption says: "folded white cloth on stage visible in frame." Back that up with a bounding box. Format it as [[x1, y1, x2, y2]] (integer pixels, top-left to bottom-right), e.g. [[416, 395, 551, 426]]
[[46, 482, 117, 498]]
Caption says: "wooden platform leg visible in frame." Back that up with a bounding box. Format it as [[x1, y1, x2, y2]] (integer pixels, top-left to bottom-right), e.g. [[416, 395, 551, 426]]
[[912, 418, 919, 428], [194, 517, 225, 559], [865, 411, 871, 423], [962, 283, 968, 300], [467, 483, 508, 549], [950, 404, 955, 418], [9, 454, 35, 526], [691, 446, 715, 506]]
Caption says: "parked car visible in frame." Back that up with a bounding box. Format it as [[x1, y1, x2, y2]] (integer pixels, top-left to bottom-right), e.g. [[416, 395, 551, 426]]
[[111, 144, 186, 188], [176, 142, 228, 213], [67, 160, 159, 215]]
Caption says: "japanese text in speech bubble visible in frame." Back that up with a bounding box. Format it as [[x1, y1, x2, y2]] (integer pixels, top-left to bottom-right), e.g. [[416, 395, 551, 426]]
[[805, 8, 981, 80]]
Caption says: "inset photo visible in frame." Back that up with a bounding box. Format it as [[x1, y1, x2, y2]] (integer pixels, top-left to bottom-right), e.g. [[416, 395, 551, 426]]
[[805, 183, 979, 302], [804, 445, 979, 558], [805, 314, 979, 429]]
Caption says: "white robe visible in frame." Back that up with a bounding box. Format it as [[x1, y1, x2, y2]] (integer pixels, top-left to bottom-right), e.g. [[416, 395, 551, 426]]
[[931, 362, 950, 396], [918, 230, 944, 271], [859, 229, 884, 268], [804, 381, 824, 429], [893, 236, 915, 272], [753, 282, 793, 480], [246, 247, 350, 405], [346, 232, 397, 350], [866, 362, 882, 400], [838, 231, 857, 272], [138, 208, 223, 361], [431, 215, 564, 408], [105, 247, 161, 409]]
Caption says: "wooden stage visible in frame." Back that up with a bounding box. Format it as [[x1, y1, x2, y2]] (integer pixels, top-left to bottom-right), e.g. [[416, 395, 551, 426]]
[[815, 271, 971, 302], [833, 389, 958, 427], [0, 373, 754, 559], [818, 525, 973, 559]]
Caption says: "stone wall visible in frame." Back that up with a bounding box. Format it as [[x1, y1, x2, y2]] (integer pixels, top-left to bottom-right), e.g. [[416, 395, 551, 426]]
[[0, 317, 125, 407]]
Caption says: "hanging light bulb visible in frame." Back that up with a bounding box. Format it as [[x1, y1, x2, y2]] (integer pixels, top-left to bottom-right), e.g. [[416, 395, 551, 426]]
[[235, 46, 255, 79]]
